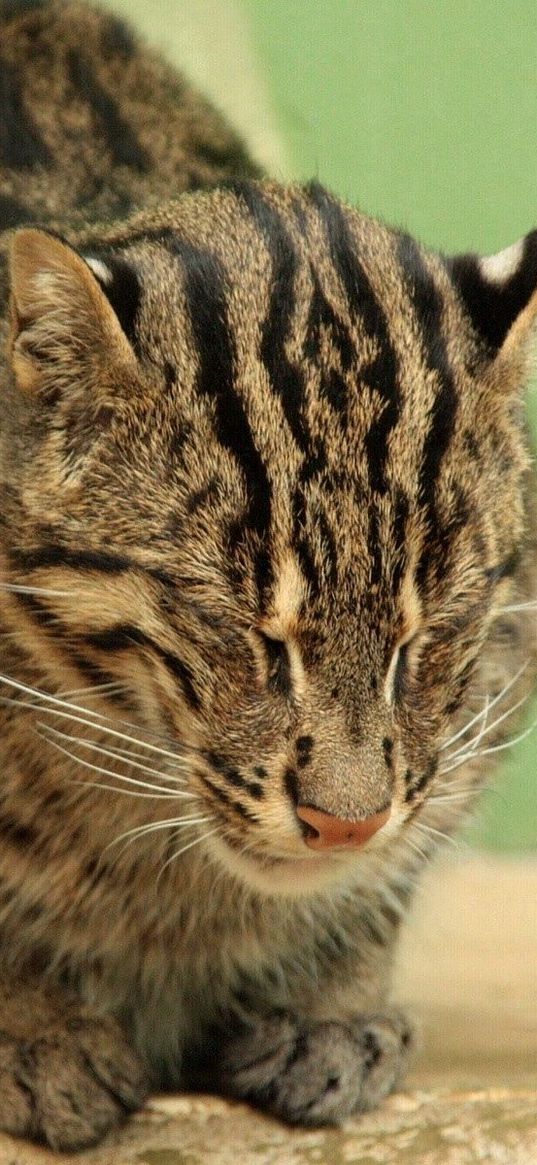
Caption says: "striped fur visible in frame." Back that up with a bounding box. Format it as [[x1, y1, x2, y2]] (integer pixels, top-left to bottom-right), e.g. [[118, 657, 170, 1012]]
[[0, 0, 536, 1150]]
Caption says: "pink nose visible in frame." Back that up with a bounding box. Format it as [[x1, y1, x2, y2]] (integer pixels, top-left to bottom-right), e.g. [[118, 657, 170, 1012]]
[[296, 805, 391, 850]]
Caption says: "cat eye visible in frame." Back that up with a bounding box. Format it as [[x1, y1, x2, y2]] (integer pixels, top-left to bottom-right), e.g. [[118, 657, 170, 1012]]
[[258, 632, 292, 697], [385, 633, 419, 705]]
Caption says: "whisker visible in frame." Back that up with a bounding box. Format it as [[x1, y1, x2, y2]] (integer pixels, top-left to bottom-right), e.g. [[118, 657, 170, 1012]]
[[40, 724, 189, 786], [444, 692, 528, 763], [0, 582, 74, 597], [108, 815, 211, 852], [467, 714, 537, 760], [412, 821, 458, 848], [400, 833, 431, 863], [439, 659, 530, 753], [72, 780, 184, 800], [438, 711, 537, 775], [0, 670, 198, 759], [439, 752, 485, 776], [0, 689, 189, 764], [156, 826, 220, 883], [495, 601, 537, 614], [58, 681, 127, 700], [37, 728, 194, 799]]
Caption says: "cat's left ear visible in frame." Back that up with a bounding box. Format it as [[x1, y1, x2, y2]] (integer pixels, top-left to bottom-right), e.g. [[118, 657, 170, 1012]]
[[8, 228, 138, 398], [447, 230, 537, 359]]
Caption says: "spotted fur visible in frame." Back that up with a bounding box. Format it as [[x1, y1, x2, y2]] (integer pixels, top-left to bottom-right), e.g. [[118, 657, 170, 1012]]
[[0, 0, 536, 1151]]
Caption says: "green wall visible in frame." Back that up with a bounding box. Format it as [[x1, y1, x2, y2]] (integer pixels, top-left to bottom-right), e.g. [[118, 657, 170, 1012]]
[[245, 0, 537, 254]]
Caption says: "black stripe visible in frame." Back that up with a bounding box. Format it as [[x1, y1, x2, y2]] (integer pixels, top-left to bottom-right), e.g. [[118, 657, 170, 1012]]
[[9, 595, 135, 706], [404, 757, 438, 802], [0, 193, 33, 229], [11, 546, 137, 573], [305, 271, 353, 416], [158, 648, 201, 712], [397, 234, 459, 584], [66, 651, 125, 696], [292, 487, 320, 598], [485, 548, 520, 586], [83, 624, 201, 712], [0, 812, 38, 848], [307, 182, 400, 496], [226, 181, 312, 458], [391, 487, 409, 595], [10, 545, 174, 589], [199, 773, 258, 823], [100, 12, 137, 60], [67, 49, 150, 173], [193, 135, 260, 177], [0, 57, 52, 169], [204, 751, 264, 800], [168, 235, 273, 596]]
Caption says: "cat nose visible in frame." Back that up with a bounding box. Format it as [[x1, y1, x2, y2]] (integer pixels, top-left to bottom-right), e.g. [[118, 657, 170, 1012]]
[[296, 804, 391, 850]]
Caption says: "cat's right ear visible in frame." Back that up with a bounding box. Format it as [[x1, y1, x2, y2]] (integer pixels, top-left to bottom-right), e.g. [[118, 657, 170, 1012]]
[[7, 228, 138, 400], [447, 231, 537, 360]]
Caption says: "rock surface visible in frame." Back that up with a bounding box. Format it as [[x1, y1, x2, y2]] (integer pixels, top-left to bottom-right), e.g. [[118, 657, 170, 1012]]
[[0, 856, 535, 1165]]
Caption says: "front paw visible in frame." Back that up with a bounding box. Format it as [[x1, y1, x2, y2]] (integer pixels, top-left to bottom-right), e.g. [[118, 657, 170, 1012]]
[[0, 1014, 149, 1151], [215, 1009, 412, 1125]]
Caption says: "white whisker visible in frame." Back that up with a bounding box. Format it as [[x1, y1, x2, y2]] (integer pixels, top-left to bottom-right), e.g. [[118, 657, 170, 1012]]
[[413, 821, 458, 848], [0, 583, 74, 597], [467, 714, 537, 760], [439, 710, 537, 774], [495, 601, 537, 614], [108, 815, 210, 853], [444, 692, 528, 763], [0, 671, 197, 760], [156, 827, 220, 883], [439, 659, 530, 753], [40, 724, 189, 786], [0, 688, 188, 764], [72, 780, 183, 800], [37, 728, 194, 799]]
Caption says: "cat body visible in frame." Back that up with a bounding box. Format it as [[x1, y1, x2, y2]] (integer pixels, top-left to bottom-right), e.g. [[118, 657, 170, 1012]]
[[0, 0, 536, 1150]]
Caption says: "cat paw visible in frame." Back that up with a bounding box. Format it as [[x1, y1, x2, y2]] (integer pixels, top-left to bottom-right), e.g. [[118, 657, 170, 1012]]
[[0, 1014, 149, 1150], [215, 1009, 412, 1125]]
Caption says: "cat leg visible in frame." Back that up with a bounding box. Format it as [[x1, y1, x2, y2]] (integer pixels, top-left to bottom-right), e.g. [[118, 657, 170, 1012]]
[[0, 979, 149, 1150], [197, 1007, 412, 1125]]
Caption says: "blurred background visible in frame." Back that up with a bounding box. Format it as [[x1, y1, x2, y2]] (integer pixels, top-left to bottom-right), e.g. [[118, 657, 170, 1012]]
[[103, 0, 537, 852]]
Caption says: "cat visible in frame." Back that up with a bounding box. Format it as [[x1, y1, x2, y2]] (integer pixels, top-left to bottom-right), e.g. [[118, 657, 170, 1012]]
[[0, 0, 536, 1152]]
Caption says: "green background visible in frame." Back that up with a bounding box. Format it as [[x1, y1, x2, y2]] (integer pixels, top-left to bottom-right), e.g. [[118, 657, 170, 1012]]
[[111, 1, 537, 850]]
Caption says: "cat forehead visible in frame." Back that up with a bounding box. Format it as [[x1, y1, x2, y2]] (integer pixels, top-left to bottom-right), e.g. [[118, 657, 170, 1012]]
[[87, 184, 457, 379]]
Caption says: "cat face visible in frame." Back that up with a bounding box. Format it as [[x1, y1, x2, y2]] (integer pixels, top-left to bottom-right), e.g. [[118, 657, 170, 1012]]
[[2, 182, 536, 894]]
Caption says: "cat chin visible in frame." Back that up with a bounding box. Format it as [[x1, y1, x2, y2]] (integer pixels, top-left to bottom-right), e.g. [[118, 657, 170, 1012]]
[[205, 833, 372, 899]]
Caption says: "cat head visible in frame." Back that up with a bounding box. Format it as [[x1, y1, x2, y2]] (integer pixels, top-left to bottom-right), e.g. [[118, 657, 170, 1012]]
[[2, 180, 536, 895]]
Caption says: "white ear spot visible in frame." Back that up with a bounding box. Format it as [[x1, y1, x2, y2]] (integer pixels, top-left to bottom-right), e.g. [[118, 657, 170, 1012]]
[[480, 239, 524, 286], [84, 257, 113, 285]]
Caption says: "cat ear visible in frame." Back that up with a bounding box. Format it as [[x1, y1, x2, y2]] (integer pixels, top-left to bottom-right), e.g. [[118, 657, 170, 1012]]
[[447, 230, 537, 357], [8, 228, 138, 398]]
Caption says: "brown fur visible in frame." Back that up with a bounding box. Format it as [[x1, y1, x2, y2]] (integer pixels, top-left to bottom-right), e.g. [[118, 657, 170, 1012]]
[[0, 0, 536, 1151]]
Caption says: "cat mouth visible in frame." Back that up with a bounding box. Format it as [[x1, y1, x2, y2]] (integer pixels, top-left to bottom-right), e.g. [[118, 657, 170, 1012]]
[[206, 830, 377, 897]]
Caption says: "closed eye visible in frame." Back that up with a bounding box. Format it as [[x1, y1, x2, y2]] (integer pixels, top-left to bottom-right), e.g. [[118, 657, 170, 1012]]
[[258, 632, 292, 698], [385, 633, 419, 705], [392, 641, 409, 703]]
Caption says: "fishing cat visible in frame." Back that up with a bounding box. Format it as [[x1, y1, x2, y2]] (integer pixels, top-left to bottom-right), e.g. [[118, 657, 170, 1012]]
[[0, 0, 536, 1152]]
